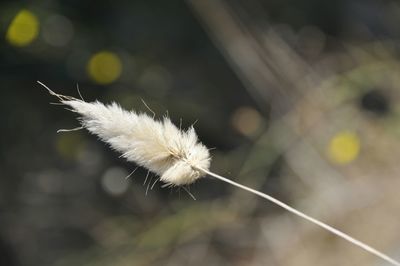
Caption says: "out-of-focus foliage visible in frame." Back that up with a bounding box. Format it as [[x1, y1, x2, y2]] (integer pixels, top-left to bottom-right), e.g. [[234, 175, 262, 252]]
[[1, 0, 400, 266]]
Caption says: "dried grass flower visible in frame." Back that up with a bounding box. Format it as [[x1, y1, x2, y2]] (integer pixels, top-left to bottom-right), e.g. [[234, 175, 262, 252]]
[[39, 81, 400, 266], [39, 81, 210, 187]]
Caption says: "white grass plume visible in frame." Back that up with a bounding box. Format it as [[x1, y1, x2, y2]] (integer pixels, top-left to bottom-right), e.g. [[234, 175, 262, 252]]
[[39, 81, 400, 266], [39, 81, 210, 186]]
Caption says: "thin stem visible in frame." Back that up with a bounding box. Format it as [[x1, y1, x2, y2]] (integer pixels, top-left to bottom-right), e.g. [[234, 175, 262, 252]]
[[197, 167, 400, 266]]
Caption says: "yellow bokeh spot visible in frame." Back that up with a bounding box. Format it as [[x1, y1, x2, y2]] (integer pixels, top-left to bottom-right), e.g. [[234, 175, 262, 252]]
[[56, 133, 85, 160], [87, 51, 122, 84], [328, 131, 360, 164], [6, 9, 39, 47]]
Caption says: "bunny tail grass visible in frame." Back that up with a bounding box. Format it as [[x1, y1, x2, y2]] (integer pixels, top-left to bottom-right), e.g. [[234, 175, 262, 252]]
[[38, 81, 211, 187], [196, 166, 400, 266], [40, 81, 399, 265]]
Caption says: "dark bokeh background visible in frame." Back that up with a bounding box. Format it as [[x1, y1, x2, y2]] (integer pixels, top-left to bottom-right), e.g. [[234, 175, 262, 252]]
[[2, 1, 400, 266]]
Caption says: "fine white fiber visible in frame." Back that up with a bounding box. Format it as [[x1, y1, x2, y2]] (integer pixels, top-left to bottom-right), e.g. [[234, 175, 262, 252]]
[[40, 81, 400, 266], [39, 81, 211, 187]]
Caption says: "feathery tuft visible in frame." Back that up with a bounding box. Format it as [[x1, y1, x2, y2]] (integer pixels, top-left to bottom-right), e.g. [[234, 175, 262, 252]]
[[40, 81, 211, 186]]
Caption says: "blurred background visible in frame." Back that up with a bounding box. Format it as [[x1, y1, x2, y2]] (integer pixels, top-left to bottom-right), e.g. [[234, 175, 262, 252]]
[[1, 0, 400, 265]]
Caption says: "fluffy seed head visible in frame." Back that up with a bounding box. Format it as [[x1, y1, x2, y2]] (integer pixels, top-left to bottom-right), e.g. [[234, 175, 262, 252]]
[[41, 82, 211, 186]]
